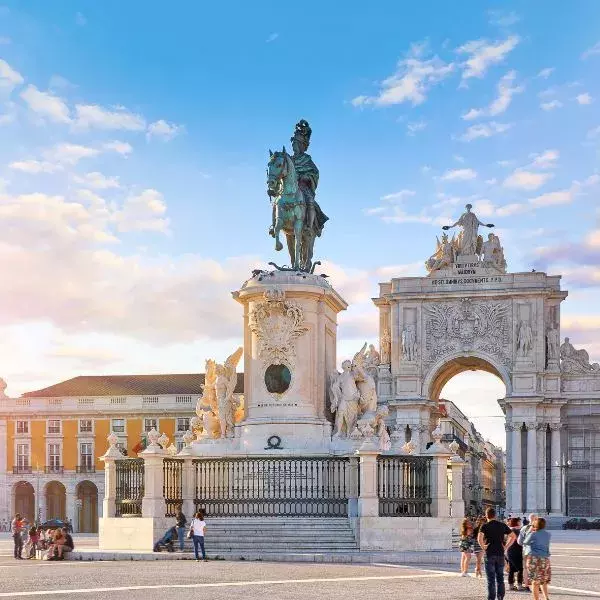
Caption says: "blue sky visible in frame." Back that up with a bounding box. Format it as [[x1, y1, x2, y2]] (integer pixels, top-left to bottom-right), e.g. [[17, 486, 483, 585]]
[[0, 1, 599, 446]]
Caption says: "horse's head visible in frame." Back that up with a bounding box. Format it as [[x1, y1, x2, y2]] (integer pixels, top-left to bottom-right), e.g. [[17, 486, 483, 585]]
[[267, 146, 289, 197]]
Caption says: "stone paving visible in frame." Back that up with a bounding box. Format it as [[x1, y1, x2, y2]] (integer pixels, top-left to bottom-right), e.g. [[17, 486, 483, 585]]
[[0, 531, 598, 599]]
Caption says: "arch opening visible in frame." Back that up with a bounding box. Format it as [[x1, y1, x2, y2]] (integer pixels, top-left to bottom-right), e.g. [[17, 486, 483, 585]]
[[76, 480, 98, 533], [13, 481, 35, 522], [45, 481, 66, 521]]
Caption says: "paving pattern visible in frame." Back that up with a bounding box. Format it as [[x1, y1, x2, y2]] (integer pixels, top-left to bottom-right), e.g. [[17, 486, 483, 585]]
[[0, 531, 598, 599]]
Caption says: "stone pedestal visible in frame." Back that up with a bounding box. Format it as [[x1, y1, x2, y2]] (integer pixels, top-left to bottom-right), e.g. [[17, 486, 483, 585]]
[[140, 444, 167, 518], [230, 270, 347, 454], [449, 455, 466, 518]]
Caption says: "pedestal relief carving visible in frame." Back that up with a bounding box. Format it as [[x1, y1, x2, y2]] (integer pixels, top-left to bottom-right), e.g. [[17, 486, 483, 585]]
[[424, 298, 510, 365], [249, 289, 308, 368]]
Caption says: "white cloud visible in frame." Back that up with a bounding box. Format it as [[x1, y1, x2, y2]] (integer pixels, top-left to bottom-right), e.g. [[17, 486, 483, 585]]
[[503, 170, 553, 190], [576, 92, 593, 105], [441, 168, 477, 181], [529, 149, 559, 169], [529, 189, 573, 207], [381, 189, 416, 202], [0, 58, 23, 91], [462, 70, 523, 120], [49, 74, 77, 91], [456, 35, 520, 81], [537, 67, 554, 79], [485, 178, 498, 185], [74, 104, 146, 131], [460, 121, 511, 142], [540, 100, 563, 111], [9, 160, 61, 174], [488, 10, 520, 27], [266, 33, 279, 43], [75, 12, 87, 26], [406, 120, 427, 135], [581, 41, 600, 60], [42, 143, 100, 165], [103, 140, 133, 156], [146, 119, 184, 141], [587, 126, 600, 139], [351, 41, 454, 107], [20, 84, 71, 123], [114, 189, 169, 233], [72, 171, 120, 190]]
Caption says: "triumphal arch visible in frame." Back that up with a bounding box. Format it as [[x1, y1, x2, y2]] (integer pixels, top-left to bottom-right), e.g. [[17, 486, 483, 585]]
[[374, 204, 600, 517]]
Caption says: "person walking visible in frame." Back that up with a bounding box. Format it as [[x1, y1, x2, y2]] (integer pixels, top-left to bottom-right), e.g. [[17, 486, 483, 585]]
[[472, 516, 486, 578], [189, 511, 207, 562], [11, 513, 25, 559], [458, 518, 474, 576], [505, 517, 525, 591], [518, 513, 537, 592], [478, 507, 516, 600], [523, 517, 551, 600], [175, 508, 187, 552]]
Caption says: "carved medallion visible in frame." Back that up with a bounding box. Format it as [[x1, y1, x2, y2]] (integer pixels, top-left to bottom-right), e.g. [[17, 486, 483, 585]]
[[249, 288, 308, 367], [424, 298, 510, 365]]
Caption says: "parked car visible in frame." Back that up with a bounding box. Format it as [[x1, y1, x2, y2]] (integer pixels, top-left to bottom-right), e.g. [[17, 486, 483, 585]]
[[590, 519, 600, 530], [562, 518, 590, 530]]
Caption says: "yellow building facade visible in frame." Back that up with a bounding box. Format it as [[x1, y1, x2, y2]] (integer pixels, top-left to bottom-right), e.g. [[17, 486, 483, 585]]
[[0, 374, 238, 532]]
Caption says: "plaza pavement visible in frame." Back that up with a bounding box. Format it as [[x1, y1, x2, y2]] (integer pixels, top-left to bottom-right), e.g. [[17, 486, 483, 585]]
[[0, 531, 597, 598]]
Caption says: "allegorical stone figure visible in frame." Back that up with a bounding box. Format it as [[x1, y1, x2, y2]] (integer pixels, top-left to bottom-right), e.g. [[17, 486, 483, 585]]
[[517, 320, 533, 357], [329, 360, 360, 438], [443, 204, 494, 256], [546, 324, 560, 360], [401, 324, 417, 361], [425, 232, 456, 272]]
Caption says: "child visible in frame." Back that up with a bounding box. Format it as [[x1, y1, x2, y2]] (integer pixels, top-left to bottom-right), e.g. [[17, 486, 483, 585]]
[[25, 526, 39, 559], [458, 518, 474, 576]]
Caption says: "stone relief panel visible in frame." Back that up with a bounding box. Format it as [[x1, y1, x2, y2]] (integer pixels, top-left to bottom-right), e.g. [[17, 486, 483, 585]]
[[249, 288, 309, 368], [424, 298, 511, 367]]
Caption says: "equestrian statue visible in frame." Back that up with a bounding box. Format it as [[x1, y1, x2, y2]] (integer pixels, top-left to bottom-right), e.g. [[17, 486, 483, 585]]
[[267, 120, 328, 272]]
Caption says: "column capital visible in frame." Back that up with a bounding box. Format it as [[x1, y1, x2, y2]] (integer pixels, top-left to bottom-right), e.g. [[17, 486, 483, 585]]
[[505, 422, 520, 432], [549, 423, 563, 431], [525, 421, 537, 431]]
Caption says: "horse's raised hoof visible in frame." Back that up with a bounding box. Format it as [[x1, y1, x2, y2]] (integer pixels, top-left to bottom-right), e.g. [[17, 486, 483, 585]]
[[275, 240, 283, 251]]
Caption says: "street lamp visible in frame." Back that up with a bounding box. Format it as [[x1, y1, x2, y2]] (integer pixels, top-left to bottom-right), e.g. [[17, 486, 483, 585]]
[[555, 454, 572, 516]]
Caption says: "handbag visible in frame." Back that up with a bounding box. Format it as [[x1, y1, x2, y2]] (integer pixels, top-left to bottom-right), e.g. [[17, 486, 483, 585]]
[[186, 526, 193, 539]]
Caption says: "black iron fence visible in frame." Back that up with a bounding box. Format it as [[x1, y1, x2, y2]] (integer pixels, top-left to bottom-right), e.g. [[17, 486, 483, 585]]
[[115, 458, 144, 517], [193, 457, 356, 517], [377, 455, 432, 517], [163, 458, 183, 517]]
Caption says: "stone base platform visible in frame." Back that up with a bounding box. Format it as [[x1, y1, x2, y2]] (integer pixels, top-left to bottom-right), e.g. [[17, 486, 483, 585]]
[[70, 549, 459, 565]]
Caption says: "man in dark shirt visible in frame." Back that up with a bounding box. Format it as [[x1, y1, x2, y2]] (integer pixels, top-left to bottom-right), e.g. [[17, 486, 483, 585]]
[[175, 508, 187, 552], [478, 507, 516, 600]]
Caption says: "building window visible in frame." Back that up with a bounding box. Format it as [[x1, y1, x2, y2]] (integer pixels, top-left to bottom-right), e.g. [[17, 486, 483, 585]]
[[177, 418, 190, 432], [16, 420, 29, 434], [47, 420, 61, 434], [79, 419, 93, 434], [48, 443, 61, 469], [16, 443, 30, 468], [80, 443, 93, 469], [176, 440, 184, 452], [111, 419, 125, 433], [144, 418, 158, 432]]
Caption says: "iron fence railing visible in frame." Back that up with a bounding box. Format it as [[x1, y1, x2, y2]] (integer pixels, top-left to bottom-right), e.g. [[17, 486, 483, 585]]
[[193, 457, 357, 517], [115, 458, 144, 517], [163, 458, 183, 517], [377, 455, 432, 517]]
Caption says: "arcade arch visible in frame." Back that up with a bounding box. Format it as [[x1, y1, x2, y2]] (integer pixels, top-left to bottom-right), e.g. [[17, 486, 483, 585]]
[[45, 481, 66, 521], [13, 481, 34, 522], [76, 480, 98, 533]]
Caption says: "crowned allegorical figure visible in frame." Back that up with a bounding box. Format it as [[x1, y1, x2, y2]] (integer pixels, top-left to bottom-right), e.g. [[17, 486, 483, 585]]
[[443, 203, 494, 256], [267, 120, 329, 272]]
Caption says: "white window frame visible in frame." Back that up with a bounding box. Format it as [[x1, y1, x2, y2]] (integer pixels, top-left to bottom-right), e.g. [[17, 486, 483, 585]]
[[16, 420, 29, 435], [111, 418, 126, 434], [47, 419, 61, 435], [79, 442, 94, 469], [47, 442, 61, 469], [176, 417, 190, 432], [16, 442, 30, 468], [79, 419, 93, 434], [144, 417, 158, 433]]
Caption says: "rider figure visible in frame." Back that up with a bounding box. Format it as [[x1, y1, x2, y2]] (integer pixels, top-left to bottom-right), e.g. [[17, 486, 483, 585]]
[[290, 120, 319, 232]]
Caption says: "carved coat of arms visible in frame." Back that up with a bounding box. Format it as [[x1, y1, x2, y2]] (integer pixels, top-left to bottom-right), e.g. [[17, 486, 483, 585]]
[[249, 289, 308, 367], [425, 298, 510, 364]]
